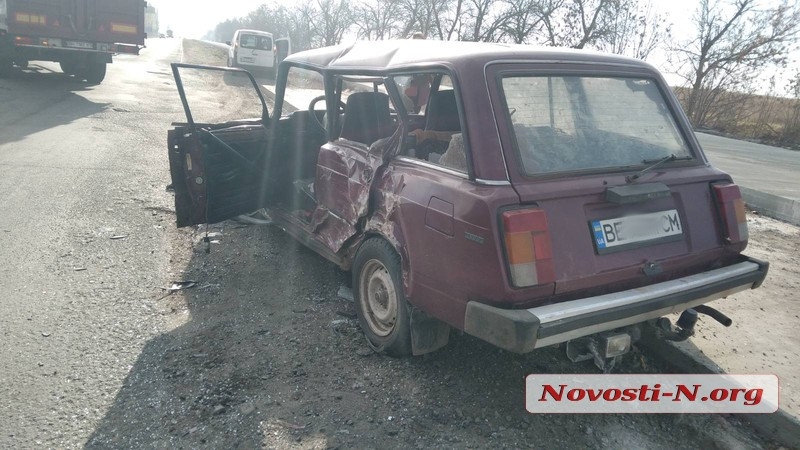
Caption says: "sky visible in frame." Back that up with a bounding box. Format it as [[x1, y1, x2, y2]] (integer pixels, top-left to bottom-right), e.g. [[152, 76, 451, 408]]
[[150, 0, 700, 42], [149, 0, 272, 38], [149, 0, 798, 92]]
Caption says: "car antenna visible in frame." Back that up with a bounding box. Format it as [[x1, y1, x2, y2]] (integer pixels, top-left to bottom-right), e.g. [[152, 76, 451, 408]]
[[626, 154, 677, 183]]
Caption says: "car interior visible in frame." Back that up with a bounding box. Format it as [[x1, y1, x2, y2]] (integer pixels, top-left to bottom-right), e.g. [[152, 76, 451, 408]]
[[264, 70, 469, 224]]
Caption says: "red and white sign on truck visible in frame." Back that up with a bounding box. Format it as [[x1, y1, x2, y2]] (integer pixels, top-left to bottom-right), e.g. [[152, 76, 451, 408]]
[[0, 0, 146, 83]]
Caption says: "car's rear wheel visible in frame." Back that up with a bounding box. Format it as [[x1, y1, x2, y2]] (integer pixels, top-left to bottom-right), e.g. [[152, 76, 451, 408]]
[[353, 238, 411, 356]]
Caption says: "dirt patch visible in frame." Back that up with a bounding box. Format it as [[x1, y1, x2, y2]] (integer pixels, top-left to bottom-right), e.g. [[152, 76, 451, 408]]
[[673, 213, 800, 417]]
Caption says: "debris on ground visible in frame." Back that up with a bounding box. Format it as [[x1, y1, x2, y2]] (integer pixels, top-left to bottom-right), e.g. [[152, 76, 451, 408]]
[[337, 285, 354, 302], [167, 281, 196, 292]]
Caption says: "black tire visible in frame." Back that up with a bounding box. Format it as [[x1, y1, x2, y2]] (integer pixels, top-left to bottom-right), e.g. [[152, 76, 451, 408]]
[[352, 238, 412, 356], [83, 62, 106, 85], [0, 59, 11, 77], [59, 60, 78, 75]]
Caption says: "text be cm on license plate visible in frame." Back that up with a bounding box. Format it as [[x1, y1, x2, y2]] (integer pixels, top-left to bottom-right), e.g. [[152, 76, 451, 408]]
[[65, 40, 94, 49], [591, 209, 682, 253]]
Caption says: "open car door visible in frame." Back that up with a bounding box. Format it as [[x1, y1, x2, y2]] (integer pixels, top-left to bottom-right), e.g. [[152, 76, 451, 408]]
[[167, 63, 272, 227], [275, 38, 291, 66]]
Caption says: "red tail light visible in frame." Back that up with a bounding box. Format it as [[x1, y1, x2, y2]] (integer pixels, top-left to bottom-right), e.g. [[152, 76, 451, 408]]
[[712, 183, 748, 245], [502, 209, 555, 287], [14, 36, 35, 45]]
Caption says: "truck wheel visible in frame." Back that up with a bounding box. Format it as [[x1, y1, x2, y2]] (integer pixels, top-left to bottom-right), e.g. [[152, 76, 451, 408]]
[[60, 61, 79, 76], [0, 59, 11, 77], [83, 62, 106, 84], [353, 238, 412, 356]]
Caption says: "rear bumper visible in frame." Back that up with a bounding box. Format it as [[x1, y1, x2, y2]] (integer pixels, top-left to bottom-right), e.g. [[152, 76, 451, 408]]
[[463, 257, 769, 353], [14, 44, 115, 62]]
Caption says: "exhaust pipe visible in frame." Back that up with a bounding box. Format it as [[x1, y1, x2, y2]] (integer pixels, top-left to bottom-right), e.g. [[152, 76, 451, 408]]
[[656, 305, 733, 342], [693, 305, 733, 327]]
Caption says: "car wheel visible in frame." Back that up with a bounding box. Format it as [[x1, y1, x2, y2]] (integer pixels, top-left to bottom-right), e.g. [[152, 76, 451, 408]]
[[353, 238, 412, 356]]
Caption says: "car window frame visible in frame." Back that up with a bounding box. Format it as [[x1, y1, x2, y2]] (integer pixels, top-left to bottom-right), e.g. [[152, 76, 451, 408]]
[[385, 67, 474, 179]]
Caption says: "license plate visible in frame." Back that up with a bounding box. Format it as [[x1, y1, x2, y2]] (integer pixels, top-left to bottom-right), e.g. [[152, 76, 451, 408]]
[[65, 40, 94, 49], [591, 209, 682, 253], [240, 56, 255, 63]]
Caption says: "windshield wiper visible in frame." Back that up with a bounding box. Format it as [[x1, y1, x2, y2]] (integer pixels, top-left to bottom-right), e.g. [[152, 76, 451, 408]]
[[626, 154, 692, 183]]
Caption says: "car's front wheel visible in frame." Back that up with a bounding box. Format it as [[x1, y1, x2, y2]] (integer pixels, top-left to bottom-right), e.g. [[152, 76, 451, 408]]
[[353, 238, 412, 356]]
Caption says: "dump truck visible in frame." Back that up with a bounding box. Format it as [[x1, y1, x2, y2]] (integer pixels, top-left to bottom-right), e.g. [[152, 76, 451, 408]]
[[0, 0, 146, 83]]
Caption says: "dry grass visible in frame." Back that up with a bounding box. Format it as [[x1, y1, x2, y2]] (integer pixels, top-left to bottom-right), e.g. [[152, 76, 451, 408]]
[[674, 86, 800, 150]]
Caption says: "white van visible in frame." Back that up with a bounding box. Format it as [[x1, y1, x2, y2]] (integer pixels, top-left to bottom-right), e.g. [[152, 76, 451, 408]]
[[227, 29, 290, 77]]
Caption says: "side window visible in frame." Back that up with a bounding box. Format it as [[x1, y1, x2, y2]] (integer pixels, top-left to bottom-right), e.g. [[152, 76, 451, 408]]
[[391, 73, 467, 173], [332, 76, 398, 147], [282, 66, 325, 116], [240, 34, 258, 49]]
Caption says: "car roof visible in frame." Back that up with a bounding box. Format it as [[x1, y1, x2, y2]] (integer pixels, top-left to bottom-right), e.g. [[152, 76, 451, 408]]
[[236, 29, 272, 36], [283, 40, 656, 73]]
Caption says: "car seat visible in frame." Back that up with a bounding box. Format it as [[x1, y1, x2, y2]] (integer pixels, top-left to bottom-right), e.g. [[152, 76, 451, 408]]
[[339, 92, 394, 146]]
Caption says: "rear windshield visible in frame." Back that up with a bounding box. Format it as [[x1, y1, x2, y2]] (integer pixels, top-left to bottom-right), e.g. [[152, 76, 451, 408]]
[[240, 34, 273, 51], [501, 76, 691, 175]]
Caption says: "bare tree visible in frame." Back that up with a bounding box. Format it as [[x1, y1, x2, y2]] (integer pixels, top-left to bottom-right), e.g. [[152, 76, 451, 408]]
[[673, 0, 800, 127], [597, 0, 670, 60], [303, 0, 354, 47], [396, 0, 463, 40], [538, 0, 621, 49], [499, 0, 552, 44], [354, 0, 405, 40], [461, 0, 507, 42]]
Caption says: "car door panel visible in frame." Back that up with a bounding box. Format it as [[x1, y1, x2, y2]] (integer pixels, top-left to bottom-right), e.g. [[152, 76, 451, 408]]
[[167, 63, 272, 227], [311, 140, 383, 252]]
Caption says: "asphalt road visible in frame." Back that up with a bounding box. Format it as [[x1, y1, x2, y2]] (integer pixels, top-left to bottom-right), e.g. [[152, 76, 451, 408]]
[[696, 132, 800, 200], [0, 39, 183, 447]]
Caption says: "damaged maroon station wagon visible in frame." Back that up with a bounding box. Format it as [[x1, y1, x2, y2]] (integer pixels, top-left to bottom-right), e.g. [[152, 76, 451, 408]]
[[167, 40, 768, 369]]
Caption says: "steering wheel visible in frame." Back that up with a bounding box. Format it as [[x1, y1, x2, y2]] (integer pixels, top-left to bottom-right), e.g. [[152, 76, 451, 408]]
[[308, 95, 346, 130]]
